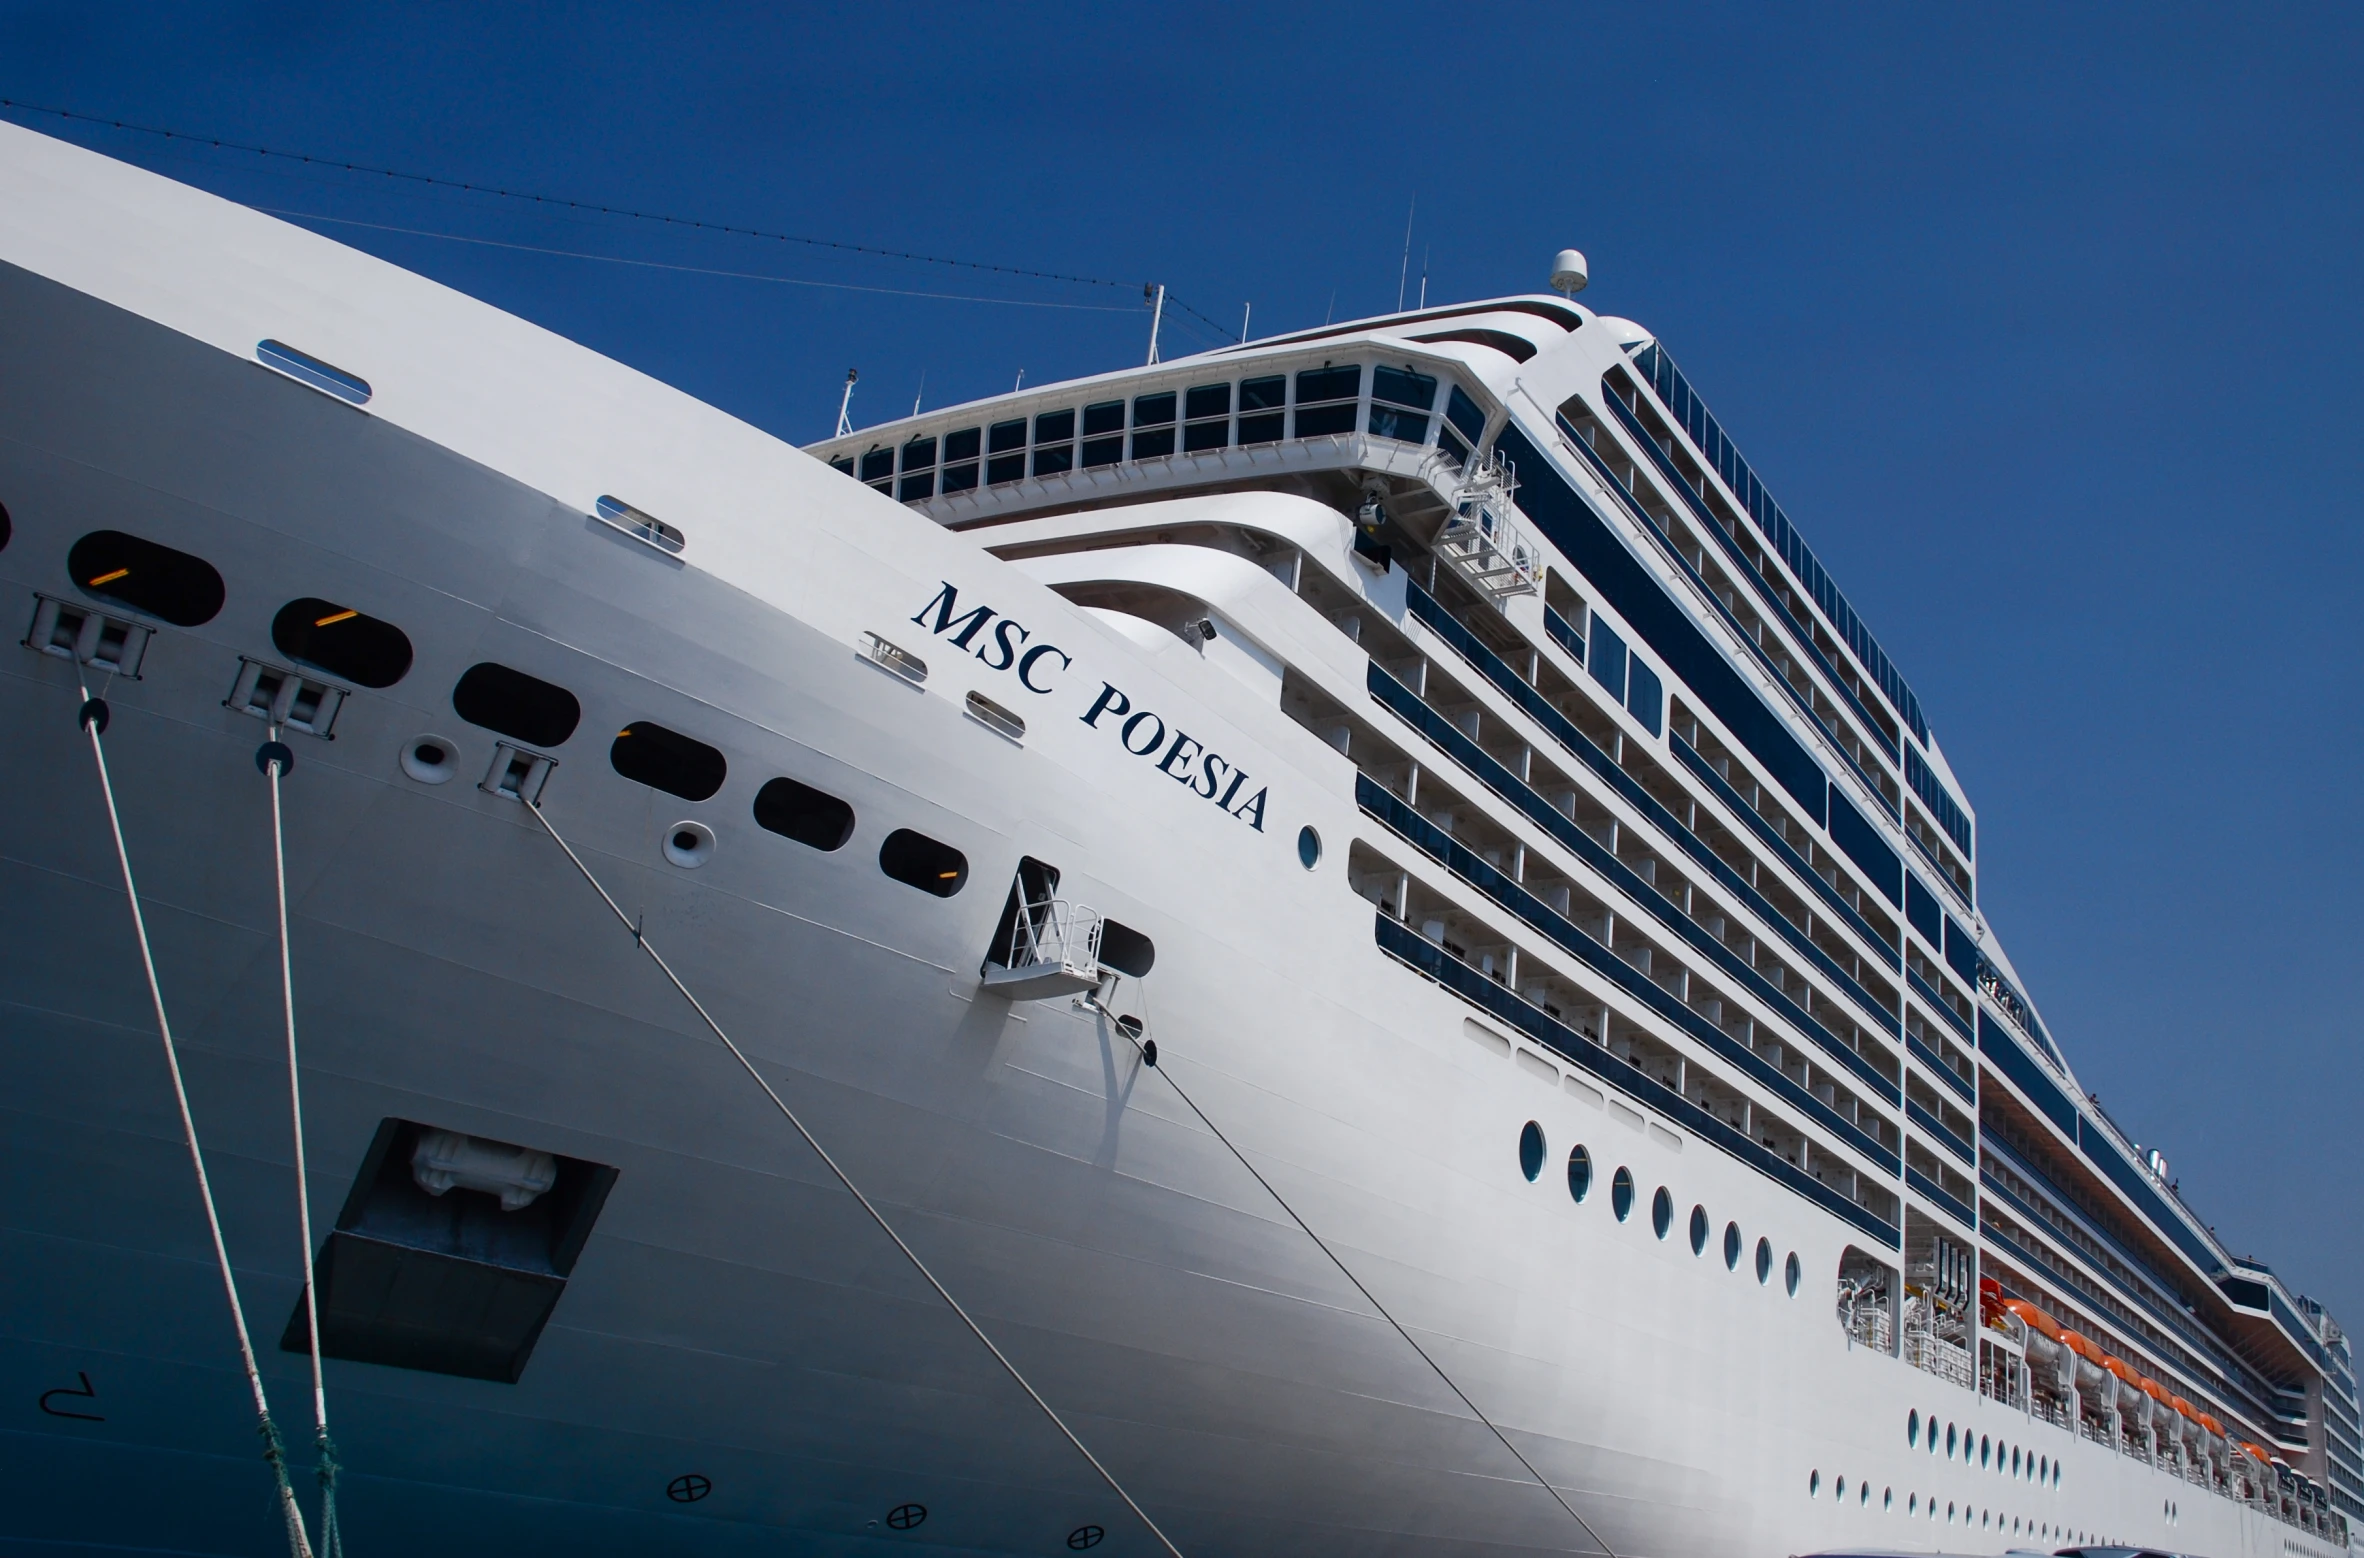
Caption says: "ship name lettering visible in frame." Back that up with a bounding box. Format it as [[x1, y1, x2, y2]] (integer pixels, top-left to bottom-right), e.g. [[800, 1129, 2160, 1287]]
[[909, 581, 1071, 693], [1082, 682, 1266, 831]]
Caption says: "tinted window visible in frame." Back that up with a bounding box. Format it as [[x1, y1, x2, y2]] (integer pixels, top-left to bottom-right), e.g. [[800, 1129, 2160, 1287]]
[[1723, 1220, 1742, 1269], [1033, 444, 1074, 477], [1099, 920, 1154, 977], [1081, 400, 1125, 436], [898, 471, 935, 501], [1295, 365, 1358, 403], [827, 455, 855, 476], [1611, 1166, 1635, 1221], [1588, 618, 1629, 703], [1566, 1145, 1591, 1203], [988, 418, 1028, 453], [1518, 1121, 1544, 1182], [1181, 419, 1229, 453], [901, 436, 936, 470], [943, 427, 982, 462], [859, 448, 894, 483], [1688, 1204, 1708, 1254], [1756, 1236, 1773, 1284], [986, 452, 1027, 485], [610, 720, 727, 802], [1034, 409, 1075, 444], [1184, 383, 1230, 420], [753, 776, 854, 851], [68, 530, 225, 627], [1295, 400, 1356, 437], [1627, 658, 1663, 735], [1239, 375, 1286, 411], [1367, 403, 1429, 442], [940, 462, 980, 494], [1444, 385, 1488, 444], [272, 598, 414, 688], [1131, 426, 1176, 460], [452, 662, 581, 747], [880, 828, 967, 896], [1786, 1251, 1800, 1294], [1132, 391, 1177, 426], [1372, 366, 1437, 410], [1651, 1185, 1673, 1239]]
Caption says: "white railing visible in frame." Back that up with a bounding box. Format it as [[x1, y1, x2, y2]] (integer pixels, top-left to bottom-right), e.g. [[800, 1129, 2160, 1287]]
[[1432, 447, 1539, 600]]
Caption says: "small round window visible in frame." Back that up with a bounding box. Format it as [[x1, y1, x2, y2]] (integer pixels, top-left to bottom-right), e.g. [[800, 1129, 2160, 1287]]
[[1566, 1145, 1591, 1203], [1755, 1236, 1773, 1285], [1296, 825, 1322, 870], [1687, 1204, 1708, 1255], [1784, 1251, 1800, 1296], [1907, 1409, 1920, 1447], [1611, 1166, 1634, 1222], [1650, 1186, 1673, 1239], [1722, 1220, 1741, 1270], [1517, 1121, 1544, 1182]]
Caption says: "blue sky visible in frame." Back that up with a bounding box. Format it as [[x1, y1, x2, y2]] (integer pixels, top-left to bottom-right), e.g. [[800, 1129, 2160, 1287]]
[[7, 4, 2360, 1327]]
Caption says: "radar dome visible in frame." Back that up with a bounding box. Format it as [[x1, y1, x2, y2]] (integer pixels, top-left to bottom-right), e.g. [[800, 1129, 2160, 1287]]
[[1549, 249, 1589, 295]]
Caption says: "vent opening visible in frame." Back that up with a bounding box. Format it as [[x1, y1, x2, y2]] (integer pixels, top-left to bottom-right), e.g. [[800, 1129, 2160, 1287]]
[[272, 597, 413, 688], [453, 662, 581, 747], [67, 530, 225, 627], [610, 720, 726, 801]]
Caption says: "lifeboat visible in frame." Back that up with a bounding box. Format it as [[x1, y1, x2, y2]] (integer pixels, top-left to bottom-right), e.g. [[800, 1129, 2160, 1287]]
[[2003, 1297, 2061, 1340], [2061, 1332, 2116, 1409]]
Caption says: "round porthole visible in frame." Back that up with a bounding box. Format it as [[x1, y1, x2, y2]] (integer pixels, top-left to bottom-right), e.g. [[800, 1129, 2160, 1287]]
[[1651, 1186, 1673, 1239], [1566, 1144, 1592, 1203], [1611, 1166, 1635, 1221], [1755, 1236, 1773, 1285], [1297, 825, 1322, 870], [1784, 1250, 1800, 1296], [1883, 1486, 1893, 1510], [1518, 1121, 1544, 1182], [1907, 1409, 1920, 1447], [1835, 1476, 1846, 1501], [663, 821, 715, 869], [1723, 1220, 1741, 1270], [1809, 1470, 1820, 1497], [400, 734, 458, 785], [1687, 1203, 1708, 1255], [1945, 1423, 1957, 1458]]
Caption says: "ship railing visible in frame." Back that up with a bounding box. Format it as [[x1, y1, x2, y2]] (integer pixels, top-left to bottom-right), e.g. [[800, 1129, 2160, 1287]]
[[1905, 1331, 1975, 1390], [979, 885, 1106, 1000]]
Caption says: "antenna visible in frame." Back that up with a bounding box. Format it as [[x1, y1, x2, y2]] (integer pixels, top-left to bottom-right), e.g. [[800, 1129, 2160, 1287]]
[[1549, 249, 1589, 297], [1144, 283, 1166, 366], [911, 371, 925, 418], [834, 368, 857, 438], [1418, 245, 1429, 310], [1396, 198, 1415, 312], [1240, 301, 1251, 343]]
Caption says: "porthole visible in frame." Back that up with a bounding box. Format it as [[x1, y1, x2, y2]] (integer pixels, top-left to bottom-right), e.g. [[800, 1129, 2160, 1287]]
[[662, 821, 715, 869], [1687, 1204, 1707, 1255], [399, 734, 458, 785], [1650, 1186, 1672, 1239], [2010, 1445, 2020, 1476], [68, 529, 225, 626], [1297, 825, 1322, 869], [1611, 1166, 1634, 1221], [1835, 1476, 1846, 1501], [1755, 1236, 1772, 1284], [1518, 1121, 1545, 1182], [1859, 1481, 1869, 1506], [1928, 1412, 1940, 1454], [753, 775, 855, 851], [1784, 1251, 1800, 1295], [879, 828, 967, 896], [1883, 1487, 1893, 1510], [1907, 1409, 1919, 1447], [611, 720, 727, 801], [1723, 1220, 1741, 1270], [1946, 1424, 1957, 1459], [1566, 1144, 1591, 1203], [453, 662, 581, 747], [1980, 1434, 1990, 1468], [1909, 1493, 1918, 1515], [1809, 1470, 1820, 1497], [271, 597, 413, 687]]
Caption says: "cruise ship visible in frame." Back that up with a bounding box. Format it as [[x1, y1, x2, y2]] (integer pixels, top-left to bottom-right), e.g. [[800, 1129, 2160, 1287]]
[[1, 117, 2354, 1558]]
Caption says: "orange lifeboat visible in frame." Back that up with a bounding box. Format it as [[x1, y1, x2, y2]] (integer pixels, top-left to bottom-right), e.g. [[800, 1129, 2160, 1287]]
[[2062, 1329, 2103, 1362], [2198, 1412, 2226, 1436], [2004, 1298, 2062, 1340]]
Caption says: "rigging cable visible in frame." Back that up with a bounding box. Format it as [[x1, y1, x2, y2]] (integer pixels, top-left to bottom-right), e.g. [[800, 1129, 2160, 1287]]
[[258, 733, 344, 1558], [519, 794, 1189, 1558], [74, 690, 317, 1558], [1099, 983, 1620, 1558]]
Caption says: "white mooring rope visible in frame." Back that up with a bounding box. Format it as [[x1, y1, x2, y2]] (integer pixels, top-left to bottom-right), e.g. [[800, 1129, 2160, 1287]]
[[523, 795, 1187, 1558], [77, 691, 316, 1558]]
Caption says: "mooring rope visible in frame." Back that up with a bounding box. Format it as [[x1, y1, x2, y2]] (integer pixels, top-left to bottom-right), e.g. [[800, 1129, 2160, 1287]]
[[522, 796, 1186, 1558], [1106, 984, 1619, 1558], [257, 732, 343, 1558], [76, 691, 315, 1558]]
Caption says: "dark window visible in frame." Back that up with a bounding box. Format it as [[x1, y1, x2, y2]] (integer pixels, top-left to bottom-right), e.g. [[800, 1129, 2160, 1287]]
[[1651, 1185, 1674, 1239], [1908, 1410, 1920, 1447], [753, 776, 855, 851], [1688, 1204, 1708, 1254], [1237, 374, 1286, 444], [1444, 385, 1488, 445], [944, 428, 981, 462], [898, 471, 937, 502], [1438, 424, 1470, 466], [0, 500, 10, 549], [1611, 1166, 1635, 1221], [1567, 1144, 1592, 1203], [1081, 437, 1122, 469], [1133, 391, 1176, 426], [1627, 657, 1663, 735], [1033, 444, 1074, 477], [901, 436, 937, 470], [988, 418, 1028, 452], [1295, 402, 1356, 437], [610, 720, 727, 802], [1181, 419, 1229, 453], [1372, 366, 1438, 410], [1367, 403, 1429, 442], [988, 857, 1061, 967], [827, 455, 855, 477], [859, 448, 894, 483], [1183, 383, 1230, 421], [1588, 618, 1629, 704], [1756, 1236, 1773, 1284], [271, 598, 414, 688], [1296, 826, 1322, 869], [987, 453, 1027, 484], [1098, 919, 1154, 977], [1131, 427, 1176, 460], [1785, 1250, 1800, 1294], [68, 530, 226, 627], [452, 662, 581, 747], [1296, 365, 1358, 404], [1518, 1121, 1545, 1182], [941, 462, 980, 494], [1082, 401, 1125, 436], [1033, 409, 1075, 445], [1724, 1220, 1742, 1269], [880, 828, 967, 896]]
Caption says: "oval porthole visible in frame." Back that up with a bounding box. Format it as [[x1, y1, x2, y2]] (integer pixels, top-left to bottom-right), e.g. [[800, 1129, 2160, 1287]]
[[1785, 1251, 1800, 1295], [1756, 1236, 1773, 1285], [1651, 1186, 1673, 1239], [1518, 1121, 1544, 1182], [399, 734, 458, 785], [1297, 825, 1322, 870], [68, 529, 226, 626], [453, 662, 581, 747], [1908, 1409, 1920, 1447], [1808, 1470, 1820, 1497], [879, 828, 967, 896], [1723, 1220, 1742, 1270], [1566, 1144, 1591, 1203], [753, 775, 855, 851], [272, 597, 414, 687], [611, 720, 727, 802], [1611, 1166, 1634, 1222], [1687, 1203, 1708, 1255], [1945, 1423, 1957, 1459], [662, 820, 715, 869]]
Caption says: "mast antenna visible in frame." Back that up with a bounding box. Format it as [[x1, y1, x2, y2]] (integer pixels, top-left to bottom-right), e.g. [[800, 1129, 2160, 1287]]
[[911, 371, 925, 418], [1396, 197, 1415, 312], [1240, 301, 1251, 343], [1418, 246, 1429, 310], [1144, 283, 1166, 366], [834, 369, 857, 438]]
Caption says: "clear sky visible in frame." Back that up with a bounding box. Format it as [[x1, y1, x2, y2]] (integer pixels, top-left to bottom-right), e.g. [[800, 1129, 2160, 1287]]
[[6, 4, 2359, 1329]]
